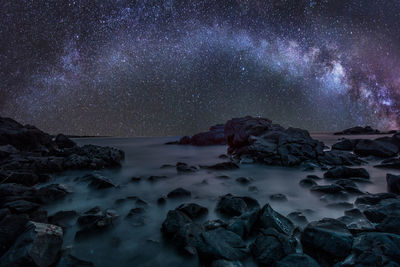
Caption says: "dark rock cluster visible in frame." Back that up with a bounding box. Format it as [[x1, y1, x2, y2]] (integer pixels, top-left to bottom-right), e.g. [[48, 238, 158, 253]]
[[167, 124, 226, 146], [0, 117, 124, 266], [334, 125, 397, 135]]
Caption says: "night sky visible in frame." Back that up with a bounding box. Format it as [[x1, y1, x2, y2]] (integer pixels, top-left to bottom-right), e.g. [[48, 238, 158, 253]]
[[1, 1, 400, 136]]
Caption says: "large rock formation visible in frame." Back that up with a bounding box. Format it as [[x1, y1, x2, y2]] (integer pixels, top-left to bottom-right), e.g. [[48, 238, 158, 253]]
[[168, 124, 226, 146]]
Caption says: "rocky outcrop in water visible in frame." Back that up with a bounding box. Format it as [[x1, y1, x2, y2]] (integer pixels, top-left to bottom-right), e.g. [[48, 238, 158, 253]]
[[167, 124, 226, 146], [334, 126, 397, 135]]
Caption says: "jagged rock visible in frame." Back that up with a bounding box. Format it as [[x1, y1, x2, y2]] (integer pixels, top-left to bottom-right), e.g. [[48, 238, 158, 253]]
[[161, 210, 192, 237], [387, 173, 400, 194], [227, 208, 260, 238], [157, 197, 166, 205], [355, 193, 397, 207], [354, 139, 398, 158], [203, 220, 227, 231], [269, 193, 288, 202], [4, 172, 47, 186], [337, 214, 375, 234], [130, 176, 141, 182], [376, 216, 400, 235], [340, 232, 400, 266], [250, 228, 296, 266], [317, 150, 363, 166], [216, 194, 259, 217], [334, 179, 364, 195], [125, 208, 146, 227], [0, 221, 63, 267], [167, 188, 191, 199], [114, 196, 148, 207], [301, 218, 353, 266], [54, 134, 76, 149], [35, 184, 70, 204], [375, 157, 400, 169], [196, 227, 249, 262], [310, 184, 344, 194], [258, 204, 294, 236], [248, 186, 258, 192], [362, 198, 400, 223], [299, 178, 317, 188], [78, 173, 116, 189], [275, 253, 320, 267], [48, 211, 78, 229], [75, 209, 119, 239], [307, 175, 322, 180], [323, 166, 369, 179], [177, 203, 208, 219]]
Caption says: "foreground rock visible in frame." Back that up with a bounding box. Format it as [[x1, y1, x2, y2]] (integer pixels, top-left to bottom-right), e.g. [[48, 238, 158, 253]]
[[216, 194, 259, 217], [0, 221, 63, 267], [323, 166, 369, 179], [301, 218, 353, 266], [387, 174, 400, 194]]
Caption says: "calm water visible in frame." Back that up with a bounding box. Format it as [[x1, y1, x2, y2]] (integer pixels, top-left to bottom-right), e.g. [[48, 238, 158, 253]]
[[41, 134, 400, 266]]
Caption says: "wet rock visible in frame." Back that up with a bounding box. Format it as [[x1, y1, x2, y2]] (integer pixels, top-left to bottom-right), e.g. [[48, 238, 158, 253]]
[[375, 157, 400, 169], [376, 216, 400, 235], [387, 173, 400, 194], [114, 196, 148, 207], [269, 193, 288, 202], [161, 210, 192, 237], [307, 175, 322, 180], [203, 162, 239, 170], [227, 208, 260, 238], [54, 134, 76, 149], [125, 208, 146, 227], [337, 214, 375, 234], [340, 232, 400, 266], [216, 194, 259, 217], [355, 192, 397, 207], [334, 179, 364, 195], [363, 198, 400, 223], [75, 209, 119, 239], [310, 184, 344, 194], [258, 204, 294, 236], [301, 218, 353, 266], [250, 228, 296, 266], [211, 259, 243, 267], [80, 173, 116, 189], [0, 214, 29, 257], [147, 175, 168, 182], [177, 203, 208, 219], [176, 162, 198, 173], [275, 253, 320, 267], [332, 139, 355, 151], [35, 184, 70, 204], [167, 188, 191, 199], [48, 211, 78, 229], [235, 177, 251, 185], [218, 154, 229, 159], [0, 221, 63, 267], [196, 227, 249, 262], [299, 178, 317, 188], [287, 212, 308, 227], [4, 200, 40, 214], [319, 192, 349, 203], [354, 139, 398, 158], [317, 150, 363, 166], [323, 166, 369, 179], [4, 172, 45, 186], [216, 175, 230, 179]]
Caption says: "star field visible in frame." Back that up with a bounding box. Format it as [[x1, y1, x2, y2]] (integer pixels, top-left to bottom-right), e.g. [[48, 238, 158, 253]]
[[1, 1, 400, 136]]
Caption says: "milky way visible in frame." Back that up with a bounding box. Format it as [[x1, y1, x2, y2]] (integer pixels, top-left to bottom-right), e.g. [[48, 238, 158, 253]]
[[1, 1, 400, 136]]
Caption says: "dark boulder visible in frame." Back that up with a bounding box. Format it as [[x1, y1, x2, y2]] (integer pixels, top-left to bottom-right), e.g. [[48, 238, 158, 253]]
[[196, 227, 249, 262], [147, 175, 168, 182], [269, 193, 288, 202], [355, 193, 397, 207], [4, 200, 40, 214], [203, 162, 239, 170], [387, 173, 400, 194], [300, 218, 353, 266], [57, 252, 94, 267], [363, 198, 400, 223], [323, 166, 369, 179], [4, 172, 46, 186], [35, 184, 70, 204], [299, 178, 317, 188], [54, 134, 76, 149], [258, 204, 294, 236], [275, 253, 320, 267], [331, 139, 355, 151], [173, 124, 227, 146], [216, 194, 259, 217], [177, 203, 208, 219], [75, 209, 119, 239], [340, 232, 400, 266], [0, 214, 29, 257], [0, 221, 63, 267], [376, 216, 400, 235], [354, 139, 398, 158], [235, 177, 252, 185], [287, 212, 309, 227], [227, 208, 260, 238], [375, 157, 400, 169], [79, 173, 116, 189], [167, 188, 191, 199], [176, 162, 198, 173], [250, 228, 296, 266], [334, 126, 380, 135], [161, 210, 192, 237], [310, 184, 344, 194]]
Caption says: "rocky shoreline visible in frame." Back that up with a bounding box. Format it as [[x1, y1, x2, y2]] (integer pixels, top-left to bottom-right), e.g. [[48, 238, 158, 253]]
[[1, 116, 400, 266]]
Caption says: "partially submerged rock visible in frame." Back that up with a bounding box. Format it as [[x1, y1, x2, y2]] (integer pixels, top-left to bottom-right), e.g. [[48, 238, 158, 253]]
[[169, 124, 226, 146], [323, 166, 370, 179], [167, 188, 191, 199], [258, 204, 294, 236], [386, 173, 400, 194], [216, 194, 259, 217]]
